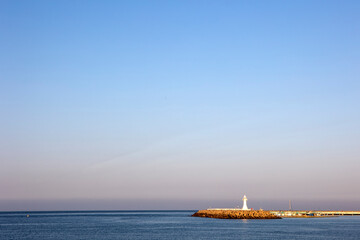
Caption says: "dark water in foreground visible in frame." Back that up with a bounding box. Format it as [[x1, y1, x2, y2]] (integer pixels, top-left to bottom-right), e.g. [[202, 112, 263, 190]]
[[1, 211, 360, 239]]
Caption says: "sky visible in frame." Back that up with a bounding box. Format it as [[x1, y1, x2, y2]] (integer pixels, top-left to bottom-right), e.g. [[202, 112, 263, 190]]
[[1, 0, 360, 211]]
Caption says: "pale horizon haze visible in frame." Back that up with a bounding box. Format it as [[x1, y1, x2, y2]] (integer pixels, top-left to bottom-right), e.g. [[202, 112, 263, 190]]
[[1, 0, 360, 211]]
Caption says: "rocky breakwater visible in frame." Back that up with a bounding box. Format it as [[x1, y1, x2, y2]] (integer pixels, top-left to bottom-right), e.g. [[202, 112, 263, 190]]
[[192, 210, 281, 219]]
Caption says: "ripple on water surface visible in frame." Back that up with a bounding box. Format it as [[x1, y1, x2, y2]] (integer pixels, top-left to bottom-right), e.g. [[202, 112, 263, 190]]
[[1, 211, 360, 240]]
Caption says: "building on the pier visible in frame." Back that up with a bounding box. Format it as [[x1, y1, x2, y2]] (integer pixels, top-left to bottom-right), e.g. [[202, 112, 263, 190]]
[[242, 195, 249, 210]]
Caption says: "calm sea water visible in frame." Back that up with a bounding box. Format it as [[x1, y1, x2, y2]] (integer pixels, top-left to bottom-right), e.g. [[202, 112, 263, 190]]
[[1, 210, 360, 239]]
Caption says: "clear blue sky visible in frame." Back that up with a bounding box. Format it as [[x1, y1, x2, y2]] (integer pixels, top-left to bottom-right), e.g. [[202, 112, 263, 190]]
[[1, 0, 360, 210]]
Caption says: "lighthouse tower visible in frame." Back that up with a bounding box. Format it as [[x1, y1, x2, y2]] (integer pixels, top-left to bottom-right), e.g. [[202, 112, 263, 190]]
[[242, 195, 249, 210]]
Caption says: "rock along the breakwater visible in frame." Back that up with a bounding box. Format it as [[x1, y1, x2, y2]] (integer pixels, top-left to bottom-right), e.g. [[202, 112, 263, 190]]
[[192, 210, 282, 219]]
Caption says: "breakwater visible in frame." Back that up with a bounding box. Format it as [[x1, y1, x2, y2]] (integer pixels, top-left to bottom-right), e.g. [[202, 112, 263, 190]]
[[192, 209, 281, 219]]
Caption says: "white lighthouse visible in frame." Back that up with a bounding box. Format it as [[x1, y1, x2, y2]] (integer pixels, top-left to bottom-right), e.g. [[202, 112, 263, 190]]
[[242, 195, 249, 210]]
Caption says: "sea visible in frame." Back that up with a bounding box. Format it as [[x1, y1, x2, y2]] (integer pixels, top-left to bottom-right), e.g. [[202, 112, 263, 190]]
[[1, 210, 360, 239]]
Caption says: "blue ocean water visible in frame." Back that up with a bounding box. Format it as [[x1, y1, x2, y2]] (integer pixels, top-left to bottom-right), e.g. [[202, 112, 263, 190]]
[[1, 210, 360, 239]]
